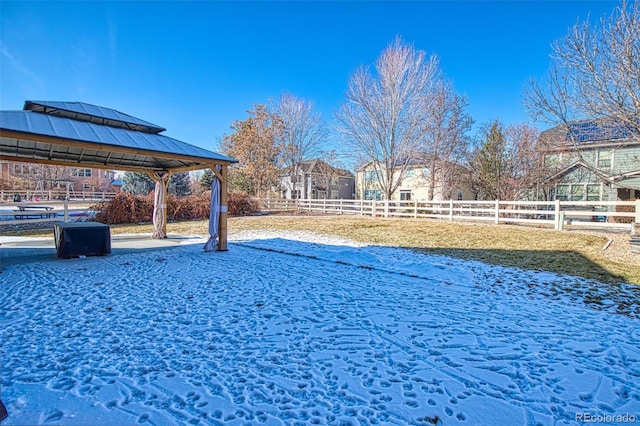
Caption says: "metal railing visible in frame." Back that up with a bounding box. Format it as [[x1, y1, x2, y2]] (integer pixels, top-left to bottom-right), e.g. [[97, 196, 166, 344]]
[[254, 198, 640, 232]]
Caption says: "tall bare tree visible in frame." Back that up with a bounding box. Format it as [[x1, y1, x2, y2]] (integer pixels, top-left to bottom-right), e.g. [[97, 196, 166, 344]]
[[526, 0, 640, 136], [422, 78, 474, 200], [222, 104, 283, 197], [335, 36, 439, 200], [504, 123, 546, 200], [277, 93, 326, 199]]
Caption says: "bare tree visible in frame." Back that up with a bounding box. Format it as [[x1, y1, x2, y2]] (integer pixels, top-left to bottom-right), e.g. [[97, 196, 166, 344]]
[[277, 93, 326, 199], [505, 123, 546, 200], [422, 78, 474, 200], [335, 36, 439, 200], [526, 0, 640, 136]]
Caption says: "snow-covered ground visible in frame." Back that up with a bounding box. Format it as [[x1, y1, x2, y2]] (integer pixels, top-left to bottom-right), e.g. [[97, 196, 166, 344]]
[[1, 230, 639, 425]]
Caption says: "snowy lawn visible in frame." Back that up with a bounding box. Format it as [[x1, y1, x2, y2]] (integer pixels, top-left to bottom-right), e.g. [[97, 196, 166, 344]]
[[1, 230, 639, 425]]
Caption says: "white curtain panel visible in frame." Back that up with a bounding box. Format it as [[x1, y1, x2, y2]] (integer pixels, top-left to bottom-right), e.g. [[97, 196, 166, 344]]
[[204, 167, 221, 252], [151, 171, 170, 239]]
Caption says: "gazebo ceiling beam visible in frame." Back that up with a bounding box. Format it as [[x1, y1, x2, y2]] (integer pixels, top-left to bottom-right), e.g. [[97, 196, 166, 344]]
[[1, 154, 169, 174], [1, 130, 233, 168]]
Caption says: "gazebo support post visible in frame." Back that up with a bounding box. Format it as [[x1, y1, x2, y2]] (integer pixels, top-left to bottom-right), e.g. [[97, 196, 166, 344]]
[[218, 165, 229, 251], [149, 171, 170, 239]]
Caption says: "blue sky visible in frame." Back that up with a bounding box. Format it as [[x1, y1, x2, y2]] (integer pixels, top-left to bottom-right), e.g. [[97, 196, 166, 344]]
[[1, 1, 618, 167]]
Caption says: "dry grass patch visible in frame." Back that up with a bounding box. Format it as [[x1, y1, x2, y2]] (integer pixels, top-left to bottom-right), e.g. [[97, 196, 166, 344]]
[[5, 215, 639, 284], [226, 216, 640, 284]]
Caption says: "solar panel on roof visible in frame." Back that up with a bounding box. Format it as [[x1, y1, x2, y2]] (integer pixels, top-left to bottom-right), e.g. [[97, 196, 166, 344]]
[[565, 120, 632, 143]]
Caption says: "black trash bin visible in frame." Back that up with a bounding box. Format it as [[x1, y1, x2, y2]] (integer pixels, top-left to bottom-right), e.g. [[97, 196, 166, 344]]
[[12, 194, 21, 202]]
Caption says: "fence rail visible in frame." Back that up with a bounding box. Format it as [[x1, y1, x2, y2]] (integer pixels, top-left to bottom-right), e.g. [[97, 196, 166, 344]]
[[254, 198, 640, 232], [0, 189, 117, 203], [0, 200, 96, 226]]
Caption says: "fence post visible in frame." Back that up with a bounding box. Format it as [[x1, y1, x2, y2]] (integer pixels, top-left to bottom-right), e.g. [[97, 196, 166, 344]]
[[449, 200, 454, 221], [360, 199, 364, 216], [554, 199, 561, 230], [340, 199, 343, 215], [635, 199, 640, 224], [384, 200, 389, 218], [494, 199, 500, 224], [64, 198, 69, 222], [371, 200, 376, 217], [414, 199, 418, 219]]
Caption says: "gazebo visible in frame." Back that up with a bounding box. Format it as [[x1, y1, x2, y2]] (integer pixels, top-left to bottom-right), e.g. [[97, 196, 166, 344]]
[[0, 101, 237, 250]]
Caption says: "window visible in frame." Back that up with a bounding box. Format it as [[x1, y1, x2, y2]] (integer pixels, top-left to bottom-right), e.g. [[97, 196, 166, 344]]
[[597, 150, 612, 169], [405, 169, 415, 178], [364, 189, 382, 200], [586, 184, 601, 201], [364, 170, 377, 183], [571, 185, 584, 201], [71, 168, 92, 177], [399, 190, 411, 201], [12, 164, 35, 175], [556, 183, 600, 201], [331, 190, 339, 199], [556, 184, 569, 201]]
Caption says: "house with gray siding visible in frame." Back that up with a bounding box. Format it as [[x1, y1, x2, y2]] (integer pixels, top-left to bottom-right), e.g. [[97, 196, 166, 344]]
[[539, 120, 640, 201], [279, 160, 355, 200]]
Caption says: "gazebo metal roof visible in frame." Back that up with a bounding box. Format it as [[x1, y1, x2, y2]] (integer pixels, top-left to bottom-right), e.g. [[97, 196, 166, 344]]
[[24, 100, 167, 134], [0, 101, 236, 173]]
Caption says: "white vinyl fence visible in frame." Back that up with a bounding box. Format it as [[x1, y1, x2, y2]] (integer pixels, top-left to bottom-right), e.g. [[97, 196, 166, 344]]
[[255, 198, 640, 232]]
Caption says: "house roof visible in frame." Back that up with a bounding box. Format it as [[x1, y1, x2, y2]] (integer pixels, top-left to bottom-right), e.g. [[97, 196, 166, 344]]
[[0, 101, 237, 173], [356, 154, 467, 172], [544, 161, 614, 184], [288, 159, 354, 177], [546, 161, 640, 191]]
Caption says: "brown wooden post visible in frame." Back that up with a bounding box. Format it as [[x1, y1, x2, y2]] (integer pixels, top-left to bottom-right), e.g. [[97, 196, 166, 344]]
[[218, 164, 229, 251]]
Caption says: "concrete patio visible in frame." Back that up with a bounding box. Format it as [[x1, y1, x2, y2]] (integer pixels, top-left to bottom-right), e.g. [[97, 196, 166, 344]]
[[0, 234, 205, 271]]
